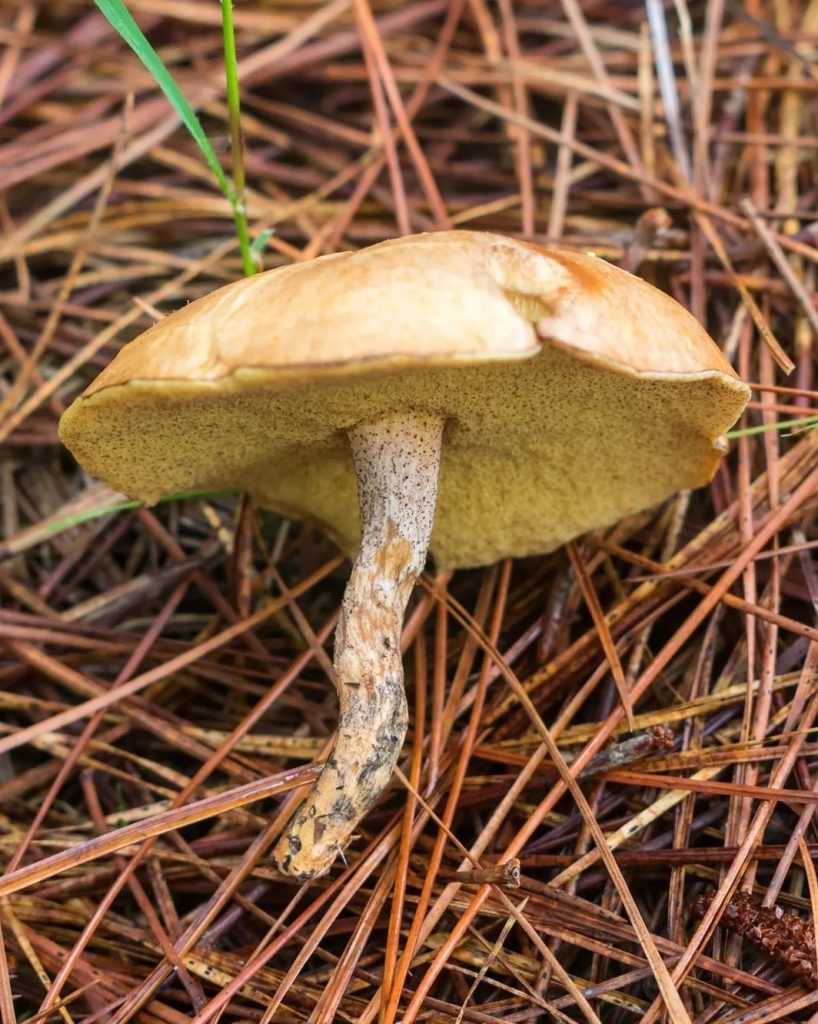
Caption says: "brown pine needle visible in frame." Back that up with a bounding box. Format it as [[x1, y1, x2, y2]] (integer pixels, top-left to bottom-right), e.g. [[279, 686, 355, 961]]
[[566, 542, 634, 730]]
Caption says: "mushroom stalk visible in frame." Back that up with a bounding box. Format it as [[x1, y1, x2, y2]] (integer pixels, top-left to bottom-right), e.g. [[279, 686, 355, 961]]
[[274, 410, 445, 878]]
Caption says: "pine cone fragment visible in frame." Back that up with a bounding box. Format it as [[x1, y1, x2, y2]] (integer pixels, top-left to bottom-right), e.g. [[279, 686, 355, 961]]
[[694, 890, 817, 988]]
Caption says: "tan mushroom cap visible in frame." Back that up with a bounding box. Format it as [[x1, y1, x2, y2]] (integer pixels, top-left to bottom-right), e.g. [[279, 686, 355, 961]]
[[59, 231, 750, 569]]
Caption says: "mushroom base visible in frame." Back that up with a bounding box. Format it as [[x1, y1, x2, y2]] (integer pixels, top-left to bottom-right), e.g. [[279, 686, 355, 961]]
[[273, 410, 444, 879]]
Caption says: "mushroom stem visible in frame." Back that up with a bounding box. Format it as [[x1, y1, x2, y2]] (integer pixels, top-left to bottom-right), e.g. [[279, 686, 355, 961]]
[[274, 410, 445, 878]]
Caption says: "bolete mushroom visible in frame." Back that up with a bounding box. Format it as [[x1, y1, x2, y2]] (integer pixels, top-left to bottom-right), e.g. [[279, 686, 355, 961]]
[[59, 230, 750, 879]]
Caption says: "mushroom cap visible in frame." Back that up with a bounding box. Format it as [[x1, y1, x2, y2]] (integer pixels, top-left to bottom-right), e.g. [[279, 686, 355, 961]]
[[59, 231, 750, 569]]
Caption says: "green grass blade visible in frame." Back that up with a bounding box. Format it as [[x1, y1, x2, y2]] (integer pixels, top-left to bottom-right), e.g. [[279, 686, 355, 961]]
[[250, 228, 274, 265], [94, 0, 234, 203], [727, 415, 818, 439], [40, 488, 240, 540], [220, 0, 255, 275]]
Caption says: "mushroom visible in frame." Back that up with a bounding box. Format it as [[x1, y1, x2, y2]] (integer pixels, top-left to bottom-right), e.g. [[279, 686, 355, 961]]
[[59, 231, 750, 879]]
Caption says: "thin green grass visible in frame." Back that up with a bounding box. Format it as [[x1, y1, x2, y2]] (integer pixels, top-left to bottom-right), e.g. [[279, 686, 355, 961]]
[[94, 0, 255, 275], [727, 415, 818, 439], [219, 0, 254, 275], [41, 488, 239, 537]]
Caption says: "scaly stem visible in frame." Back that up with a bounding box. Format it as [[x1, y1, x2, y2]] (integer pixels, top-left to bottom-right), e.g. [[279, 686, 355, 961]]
[[220, 0, 254, 277], [274, 411, 445, 879]]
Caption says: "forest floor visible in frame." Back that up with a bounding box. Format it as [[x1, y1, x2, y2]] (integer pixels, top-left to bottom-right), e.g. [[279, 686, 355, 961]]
[[2, 2, 818, 1022]]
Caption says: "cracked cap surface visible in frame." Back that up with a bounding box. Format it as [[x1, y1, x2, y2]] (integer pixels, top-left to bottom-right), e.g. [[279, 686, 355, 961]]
[[59, 231, 750, 569]]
